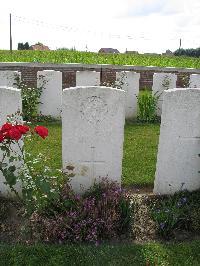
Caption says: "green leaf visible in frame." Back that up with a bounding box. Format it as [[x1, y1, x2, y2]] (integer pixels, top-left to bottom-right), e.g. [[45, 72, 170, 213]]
[[40, 181, 51, 193], [3, 169, 17, 186], [9, 156, 16, 162], [8, 165, 16, 172]]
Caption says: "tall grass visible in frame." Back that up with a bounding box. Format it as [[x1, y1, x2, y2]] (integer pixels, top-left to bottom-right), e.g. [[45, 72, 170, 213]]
[[0, 50, 200, 68], [137, 90, 160, 123]]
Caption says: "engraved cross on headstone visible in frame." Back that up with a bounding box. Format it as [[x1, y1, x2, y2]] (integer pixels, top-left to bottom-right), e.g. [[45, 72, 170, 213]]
[[80, 146, 105, 179]]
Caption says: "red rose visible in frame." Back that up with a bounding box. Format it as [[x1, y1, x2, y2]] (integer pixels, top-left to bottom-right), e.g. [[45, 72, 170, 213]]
[[9, 127, 22, 141], [16, 125, 30, 134], [0, 133, 4, 142], [34, 126, 48, 139], [1, 123, 12, 133]]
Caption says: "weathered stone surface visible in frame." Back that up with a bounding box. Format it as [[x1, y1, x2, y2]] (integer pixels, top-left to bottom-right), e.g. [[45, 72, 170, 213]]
[[189, 74, 200, 88], [154, 88, 200, 195], [152, 73, 177, 116], [62, 86, 125, 194], [116, 71, 140, 119], [0, 71, 21, 87], [0, 87, 22, 197], [76, 71, 100, 86], [37, 70, 62, 119]]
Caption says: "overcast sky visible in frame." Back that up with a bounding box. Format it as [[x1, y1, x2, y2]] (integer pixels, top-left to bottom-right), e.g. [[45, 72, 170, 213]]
[[0, 0, 200, 53]]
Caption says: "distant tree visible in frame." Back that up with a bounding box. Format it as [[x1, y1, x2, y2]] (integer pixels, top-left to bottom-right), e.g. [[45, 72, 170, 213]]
[[18, 42, 30, 50], [17, 43, 23, 50], [24, 42, 30, 50], [57, 47, 76, 51], [35, 42, 43, 46], [174, 47, 200, 58], [56, 47, 70, 50]]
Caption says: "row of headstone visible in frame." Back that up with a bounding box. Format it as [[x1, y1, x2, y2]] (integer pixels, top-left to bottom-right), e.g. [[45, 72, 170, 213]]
[[0, 85, 125, 197], [76, 71, 140, 119], [152, 73, 200, 116], [37, 70, 140, 119], [1, 70, 200, 120], [0, 70, 140, 120], [0, 70, 199, 92], [1, 85, 200, 197]]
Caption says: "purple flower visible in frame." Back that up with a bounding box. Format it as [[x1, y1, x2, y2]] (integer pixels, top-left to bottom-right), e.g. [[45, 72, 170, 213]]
[[160, 222, 166, 230], [95, 241, 100, 246], [177, 197, 187, 206], [181, 197, 187, 204]]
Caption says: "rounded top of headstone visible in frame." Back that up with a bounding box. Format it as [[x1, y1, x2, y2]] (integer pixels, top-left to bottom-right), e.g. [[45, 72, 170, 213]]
[[63, 86, 125, 93], [0, 86, 21, 92], [166, 88, 200, 93], [190, 74, 199, 76], [153, 72, 176, 77], [76, 71, 98, 73]]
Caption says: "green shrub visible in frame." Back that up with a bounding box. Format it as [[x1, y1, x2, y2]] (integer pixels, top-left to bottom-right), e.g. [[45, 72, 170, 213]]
[[151, 192, 189, 239], [151, 189, 200, 239], [190, 207, 200, 232], [14, 77, 44, 121], [186, 190, 200, 232], [137, 90, 160, 123]]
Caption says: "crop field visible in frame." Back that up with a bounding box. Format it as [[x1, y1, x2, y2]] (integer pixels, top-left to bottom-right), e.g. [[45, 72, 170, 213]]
[[0, 50, 200, 68]]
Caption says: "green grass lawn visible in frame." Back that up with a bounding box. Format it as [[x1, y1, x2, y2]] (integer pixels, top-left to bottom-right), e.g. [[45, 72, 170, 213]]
[[1, 50, 200, 68], [122, 122, 160, 186], [25, 121, 160, 187], [0, 241, 200, 266]]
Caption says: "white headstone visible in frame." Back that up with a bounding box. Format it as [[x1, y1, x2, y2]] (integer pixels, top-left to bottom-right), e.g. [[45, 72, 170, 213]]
[[152, 73, 177, 116], [189, 74, 200, 88], [37, 70, 62, 119], [154, 88, 200, 195], [116, 71, 140, 119], [62, 86, 125, 194], [76, 71, 100, 86], [0, 71, 21, 87], [0, 87, 22, 198]]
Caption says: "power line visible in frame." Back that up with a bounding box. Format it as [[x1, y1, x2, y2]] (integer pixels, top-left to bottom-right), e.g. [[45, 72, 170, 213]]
[[12, 14, 184, 45], [12, 14, 154, 41]]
